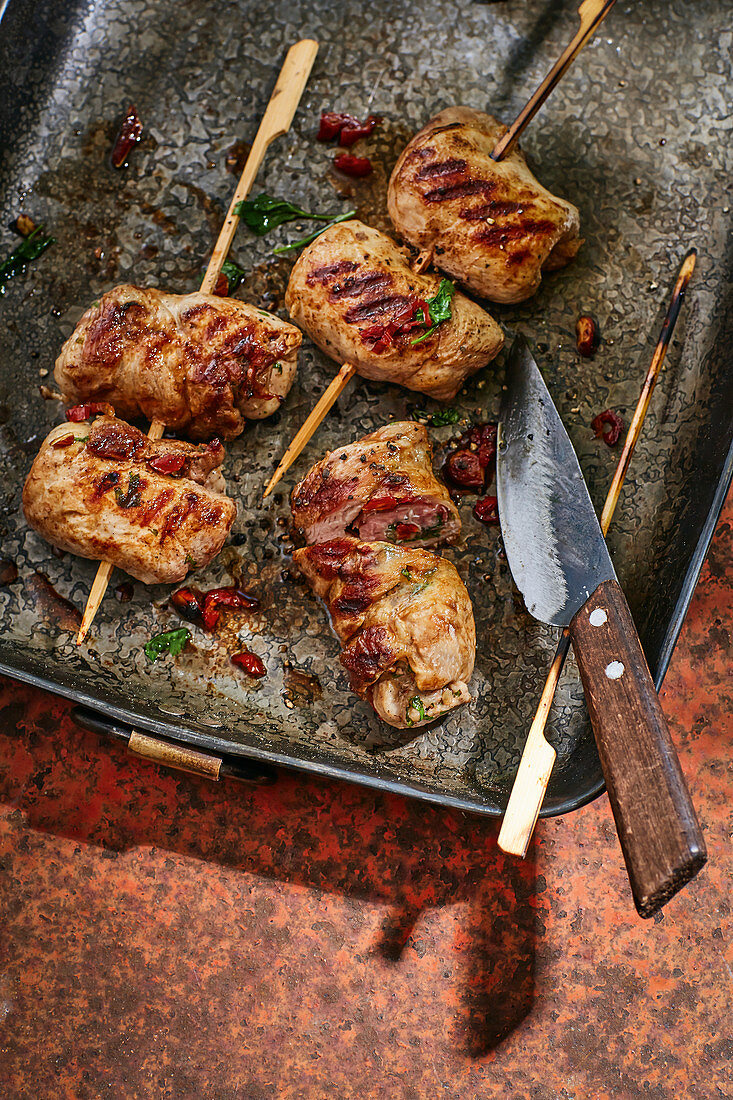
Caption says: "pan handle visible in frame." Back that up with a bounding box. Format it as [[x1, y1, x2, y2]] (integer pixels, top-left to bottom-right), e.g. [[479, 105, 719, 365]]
[[72, 707, 277, 786]]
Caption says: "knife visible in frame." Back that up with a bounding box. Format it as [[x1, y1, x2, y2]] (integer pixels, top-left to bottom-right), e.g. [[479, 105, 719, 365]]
[[496, 337, 706, 917]]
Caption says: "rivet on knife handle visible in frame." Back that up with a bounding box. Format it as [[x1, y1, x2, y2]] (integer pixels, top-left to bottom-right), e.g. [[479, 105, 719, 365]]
[[570, 578, 706, 917]]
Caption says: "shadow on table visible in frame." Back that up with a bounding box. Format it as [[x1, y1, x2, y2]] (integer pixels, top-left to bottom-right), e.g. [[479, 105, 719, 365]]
[[0, 685, 539, 1058]]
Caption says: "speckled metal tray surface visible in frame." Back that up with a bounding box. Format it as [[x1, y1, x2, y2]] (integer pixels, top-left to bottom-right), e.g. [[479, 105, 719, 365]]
[[1, 0, 731, 817]]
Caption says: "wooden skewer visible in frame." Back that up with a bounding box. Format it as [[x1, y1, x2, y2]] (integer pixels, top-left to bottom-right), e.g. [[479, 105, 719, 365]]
[[498, 248, 698, 857], [263, 3, 616, 497], [263, 362, 357, 499], [490, 0, 618, 162], [75, 38, 319, 645]]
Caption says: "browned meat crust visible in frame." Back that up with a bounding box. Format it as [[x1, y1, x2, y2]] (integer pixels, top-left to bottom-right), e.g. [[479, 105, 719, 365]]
[[285, 220, 503, 401], [388, 107, 581, 303], [22, 416, 236, 584], [291, 421, 460, 547], [55, 285, 302, 439], [294, 537, 475, 728]]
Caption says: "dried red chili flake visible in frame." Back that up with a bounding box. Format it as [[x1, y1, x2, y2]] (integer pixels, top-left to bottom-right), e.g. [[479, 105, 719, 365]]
[[110, 104, 143, 168], [361, 299, 429, 353], [333, 152, 373, 178], [51, 433, 76, 448], [65, 402, 113, 422], [231, 650, 266, 677], [474, 496, 500, 525], [443, 422, 498, 491], [394, 522, 421, 540], [147, 452, 187, 476], [171, 586, 205, 626], [361, 494, 399, 514], [202, 586, 260, 632], [317, 111, 382, 146], [114, 581, 134, 602], [213, 272, 229, 297], [592, 408, 624, 447], [444, 448, 485, 490]]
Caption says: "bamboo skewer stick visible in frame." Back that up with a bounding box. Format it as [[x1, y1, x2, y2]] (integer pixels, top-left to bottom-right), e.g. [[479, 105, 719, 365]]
[[490, 0, 618, 162], [75, 38, 319, 645], [498, 248, 698, 858], [262, 2, 617, 497], [263, 362, 357, 499]]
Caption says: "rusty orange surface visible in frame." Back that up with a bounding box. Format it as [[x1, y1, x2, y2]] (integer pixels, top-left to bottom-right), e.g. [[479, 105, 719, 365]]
[[0, 489, 731, 1099]]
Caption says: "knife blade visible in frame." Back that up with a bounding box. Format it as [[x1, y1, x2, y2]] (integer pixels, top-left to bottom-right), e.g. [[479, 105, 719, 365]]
[[497, 337, 706, 916]]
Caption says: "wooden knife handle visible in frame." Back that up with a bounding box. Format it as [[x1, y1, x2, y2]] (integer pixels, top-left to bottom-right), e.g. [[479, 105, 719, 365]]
[[570, 578, 706, 917]]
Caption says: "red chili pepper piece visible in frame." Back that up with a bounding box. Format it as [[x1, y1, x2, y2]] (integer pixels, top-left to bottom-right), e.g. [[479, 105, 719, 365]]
[[591, 408, 624, 447], [51, 433, 76, 448], [202, 586, 260, 632], [334, 152, 373, 178], [317, 111, 382, 145], [444, 448, 485, 490], [338, 115, 382, 146], [213, 272, 229, 297], [395, 522, 421, 541], [361, 299, 430, 353], [474, 496, 500, 525], [147, 452, 187, 476], [171, 586, 205, 626], [318, 111, 351, 141], [361, 494, 399, 514], [65, 402, 113, 422], [111, 104, 143, 168], [476, 423, 498, 469], [231, 650, 266, 677]]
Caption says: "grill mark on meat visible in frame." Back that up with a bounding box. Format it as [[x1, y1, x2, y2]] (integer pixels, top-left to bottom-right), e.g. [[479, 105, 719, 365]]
[[416, 157, 468, 179], [423, 178, 497, 204], [332, 584, 377, 615], [91, 470, 120, 500], [426, 123, 463, 136], [344, 293, 413, 326], [460, 199, 524, 220], [299, 539, 358, 579], [341, 625, 396, 689], [475, 218, 557, 247], [187, 323, 278, 402], [138, 488, 175, 527], [406, 145, 436, 162], [327, 271, 393, 302], [292, 476, 354, 514], [160, 491, 199, 541], [87, 419, 148, 461], [306, 260, 359, 286]]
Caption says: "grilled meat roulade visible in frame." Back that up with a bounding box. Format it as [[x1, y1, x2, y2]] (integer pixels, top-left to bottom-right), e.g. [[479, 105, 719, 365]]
[[23, 415, 236, 584], [285, 219, 503, 401], [294, 537, 475, 728], [388, 107, 581, 304], [291, 421, 460, 547], [55, 285, 302, 440]]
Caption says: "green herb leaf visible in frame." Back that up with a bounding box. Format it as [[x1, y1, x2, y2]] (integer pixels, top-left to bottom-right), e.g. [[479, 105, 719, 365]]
[[144, 627, 191, 663], [273, 210, 357, 255], [0, 225, 55, 291], [235, 193, 323, 235], [221, 259, 247, 293], [410, 406, 461, 427], [114, 472, 142, 508], [410, 279, 455, 345], [405, 696, 427, 726]]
